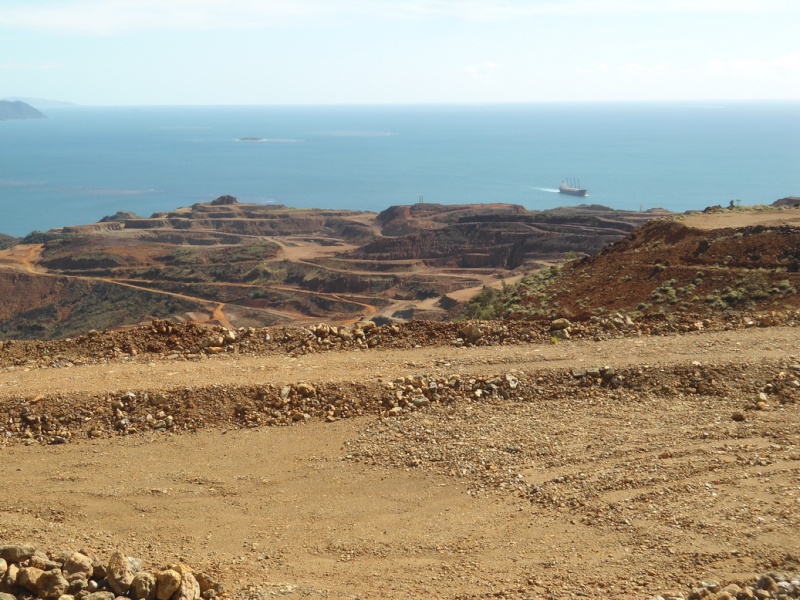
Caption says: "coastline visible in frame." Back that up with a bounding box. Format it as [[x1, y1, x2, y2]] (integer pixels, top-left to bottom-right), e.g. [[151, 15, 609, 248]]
[[1, 102, 798, 236]]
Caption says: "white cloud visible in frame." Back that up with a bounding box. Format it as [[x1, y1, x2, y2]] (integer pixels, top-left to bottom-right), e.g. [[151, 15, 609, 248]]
[[581, 54, 800, 79], [0, 62, 58, 70], [573, 53, 800, 100], [0, 0, 333, 34], [1, 0, 796, 33], [706, 52, 800, 76], [374, 0, 799, 19], [620, 62, 670, 75], [462, 60, 499, 77]]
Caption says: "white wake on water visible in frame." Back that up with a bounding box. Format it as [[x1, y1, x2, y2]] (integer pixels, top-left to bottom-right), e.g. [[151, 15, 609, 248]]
[[534, 187, 561, 193]]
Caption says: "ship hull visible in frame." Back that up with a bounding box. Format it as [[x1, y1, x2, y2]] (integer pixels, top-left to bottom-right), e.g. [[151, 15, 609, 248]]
[[558, 187, 588, 197]]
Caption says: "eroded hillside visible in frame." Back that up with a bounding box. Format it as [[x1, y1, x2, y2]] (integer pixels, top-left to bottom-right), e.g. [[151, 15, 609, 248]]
[[465, 205, 800, 323], [0, 198, 666, 339], [1, 205, 799, 599]]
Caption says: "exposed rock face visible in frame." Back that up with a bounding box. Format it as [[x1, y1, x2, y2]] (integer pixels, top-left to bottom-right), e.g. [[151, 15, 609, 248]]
[[355, 204, 653, 268], [0, 199, 665, 338], [0, 100, 46, 121], [7, 197, 797, 339], [16, 566, 43, 593]]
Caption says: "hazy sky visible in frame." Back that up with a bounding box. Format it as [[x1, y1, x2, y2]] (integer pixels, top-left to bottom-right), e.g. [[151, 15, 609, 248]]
[[2, 0, 799, 105]]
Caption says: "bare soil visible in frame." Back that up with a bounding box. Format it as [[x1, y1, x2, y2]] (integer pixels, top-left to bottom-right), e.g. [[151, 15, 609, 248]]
[[0, 201, 667, 338], [522, 206, 800, 320], [2, 324, 799, 599], [681, 206, 800, 230], [1, 204, 799, 598]]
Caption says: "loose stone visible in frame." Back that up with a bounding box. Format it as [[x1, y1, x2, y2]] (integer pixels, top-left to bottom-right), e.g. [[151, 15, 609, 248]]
[[106, 550, 134, 595], [62, 552, 93, 580], [17, 566, 44, 593], [34, 568, 69, 599], [130, 571, 157, 600], [155, 569, 182, 600], [0, 545, 36, 563]]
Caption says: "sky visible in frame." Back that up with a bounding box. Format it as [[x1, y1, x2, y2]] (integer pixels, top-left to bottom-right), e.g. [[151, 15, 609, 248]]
[[1, 0, 799, 106]]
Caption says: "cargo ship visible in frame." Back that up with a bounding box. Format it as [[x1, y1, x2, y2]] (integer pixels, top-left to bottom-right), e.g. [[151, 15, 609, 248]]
[[558, 178, 588, 197]]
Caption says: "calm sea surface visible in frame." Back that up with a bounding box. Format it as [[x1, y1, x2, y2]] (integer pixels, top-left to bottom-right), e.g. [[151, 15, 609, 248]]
[[1, 102, 799, 237]]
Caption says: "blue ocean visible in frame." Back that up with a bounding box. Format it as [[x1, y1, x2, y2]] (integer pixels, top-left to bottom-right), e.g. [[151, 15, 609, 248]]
[[1, 102, 799, 237]]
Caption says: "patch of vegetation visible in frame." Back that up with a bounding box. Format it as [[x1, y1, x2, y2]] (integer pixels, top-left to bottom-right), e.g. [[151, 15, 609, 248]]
[[459, 266, 563, 320], [702, 270, 796, 311], [0, 233, 19, 250], [21, 230, 68, 245], [158, 240, 279, 267], [40, 252, 137, 270], [650, 279, 679, 304], [136, 242, 285, 285], [460, 286, 503, 320], [0, 280, 199, 340], [647, 272, 707, 310]]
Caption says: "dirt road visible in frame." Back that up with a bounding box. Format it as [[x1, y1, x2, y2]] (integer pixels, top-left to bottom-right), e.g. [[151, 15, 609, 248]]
[[2, 326, 799, 598], [0, 326, 795, 397]]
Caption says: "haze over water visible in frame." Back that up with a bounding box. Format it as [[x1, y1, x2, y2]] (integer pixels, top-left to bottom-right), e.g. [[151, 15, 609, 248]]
[[1, 101, 799, 237]]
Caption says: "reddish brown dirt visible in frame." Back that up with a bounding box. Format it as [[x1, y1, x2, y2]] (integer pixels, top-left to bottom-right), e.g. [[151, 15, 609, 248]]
[[681, 206, 800, 230], [520, 206, 800, 319], [0, 200, 669, 336], [1, 322, 799, 598], [1, 203, 799, 598]]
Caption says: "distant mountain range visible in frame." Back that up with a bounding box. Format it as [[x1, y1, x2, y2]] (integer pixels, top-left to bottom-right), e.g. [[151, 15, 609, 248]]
[[0, 100, 47, 121], [1, 97, 79, 109]]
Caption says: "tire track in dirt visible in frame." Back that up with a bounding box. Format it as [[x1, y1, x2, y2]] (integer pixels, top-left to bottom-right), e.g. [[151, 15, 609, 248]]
[[1, 325, 798, 598]]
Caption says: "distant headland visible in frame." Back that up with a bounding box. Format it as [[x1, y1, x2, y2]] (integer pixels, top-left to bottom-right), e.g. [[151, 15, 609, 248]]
[[0, 100, 46, 121], [2, 96, 79, 109]]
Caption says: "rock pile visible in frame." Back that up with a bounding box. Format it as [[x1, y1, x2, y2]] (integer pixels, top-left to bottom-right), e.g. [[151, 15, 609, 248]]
[[381, 370, 524, 417], [1, 353, 797, 446], [0, 545, 222, 600], [653, 572, 800, 599], [0, 309, 798, 370]]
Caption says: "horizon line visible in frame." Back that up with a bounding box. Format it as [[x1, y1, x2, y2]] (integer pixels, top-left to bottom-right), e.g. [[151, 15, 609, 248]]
[[17, 98, 800, 109]]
